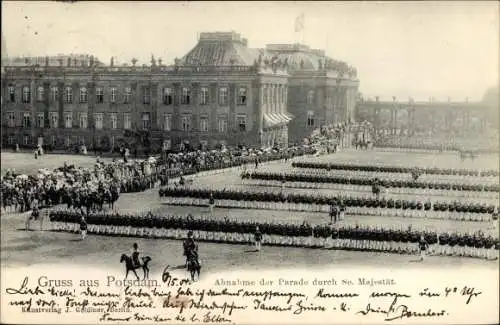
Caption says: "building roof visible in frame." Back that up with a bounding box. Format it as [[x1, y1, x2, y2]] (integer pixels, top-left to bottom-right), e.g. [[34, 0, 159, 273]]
[[265, 44, 323, 70], [181, 32, 260, 66]]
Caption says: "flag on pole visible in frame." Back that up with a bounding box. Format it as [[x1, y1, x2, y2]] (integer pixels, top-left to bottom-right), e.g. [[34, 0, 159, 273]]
[[295, 13, 305, 32]]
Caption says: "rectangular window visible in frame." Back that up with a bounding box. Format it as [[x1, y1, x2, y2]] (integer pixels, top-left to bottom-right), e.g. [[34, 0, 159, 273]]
[[23, 112, 31, 128], [143, 87, 150, 104], [64, 112, 73, 128], [181, 115, 191, 131], [199, 116, 208, 132], [36, 113, 44, 128], [79, 112, 88, 129], [219, 87, 228, 106], [237, 87, 247, 105], [51, 87, 58, 102], [124, 113, 131, 129], [163, 114, 172, 131], [124, 87, 132, 104], [8, 135, 16, 145], [200, 87, 209, 105], [49, 112, 59, 128], [141, 112, 151, 129], [181, 87, 190, 105], [22, 86, 31, 103], [94, 113, 103, 129], [8, 86, 15, 102], [7, 112, 16, 127], [307, 111, 315, 127], [218, 117, 227, 133], [64, 87, 73, 104], [307, 90, 314, 105], [96, 87, 104, 103], [110, 113, 117, 129], [163, 88, 173, 105], [237, 114, 247, 132], [79, 87, 88, 103], [37, 86, 44, 102], [110, 87, 117, 103]]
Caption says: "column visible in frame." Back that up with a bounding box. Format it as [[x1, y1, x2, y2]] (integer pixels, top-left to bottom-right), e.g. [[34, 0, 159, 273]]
[[151, 82, 159, 130], [172, 83, 181, 133], [191, 82, 200, 134], [229, 84, 236, 132], [30, 75, 36, 143], [374, 108, 380, 132], [210, 83, 218, 134], [391, 108, 397, 134]]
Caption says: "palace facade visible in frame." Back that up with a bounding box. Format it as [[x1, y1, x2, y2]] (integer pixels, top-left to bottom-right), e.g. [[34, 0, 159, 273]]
[[1, 31, 359, 151]]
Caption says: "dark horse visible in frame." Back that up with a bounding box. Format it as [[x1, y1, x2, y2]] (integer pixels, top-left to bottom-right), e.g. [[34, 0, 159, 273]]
[[120, 254, 152, 280], [186, 253, 201, 281]]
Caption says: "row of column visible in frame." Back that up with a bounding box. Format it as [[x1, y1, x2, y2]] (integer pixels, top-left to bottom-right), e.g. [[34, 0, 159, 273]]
[[261, 83, 287, 114]]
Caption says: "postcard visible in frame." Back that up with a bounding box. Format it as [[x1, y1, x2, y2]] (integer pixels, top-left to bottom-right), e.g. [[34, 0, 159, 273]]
[[1, 1, 499, 324]]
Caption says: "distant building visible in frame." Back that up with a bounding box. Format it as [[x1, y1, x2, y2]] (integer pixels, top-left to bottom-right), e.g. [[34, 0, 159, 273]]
[[0, 31, 358, 151], [355, 95, 496, 137]]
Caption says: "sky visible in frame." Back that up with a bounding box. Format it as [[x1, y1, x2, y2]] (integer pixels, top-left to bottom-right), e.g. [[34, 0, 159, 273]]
[[1, 1, 498, 102]]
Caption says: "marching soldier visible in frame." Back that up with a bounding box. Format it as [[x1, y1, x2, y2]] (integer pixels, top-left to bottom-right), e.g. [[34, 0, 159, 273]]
[[254, 226, 262, 251], [208, 193, 215, 213], [80, 215, 88, 240]]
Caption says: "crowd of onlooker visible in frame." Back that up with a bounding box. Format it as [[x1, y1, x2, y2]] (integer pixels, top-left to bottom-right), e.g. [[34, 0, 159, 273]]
[[1, 142, 323, 214]]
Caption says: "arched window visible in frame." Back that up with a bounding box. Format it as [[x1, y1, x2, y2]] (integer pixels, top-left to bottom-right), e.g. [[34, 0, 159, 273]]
[[22, 86, 31, 103], [37, 86, 44, 102]]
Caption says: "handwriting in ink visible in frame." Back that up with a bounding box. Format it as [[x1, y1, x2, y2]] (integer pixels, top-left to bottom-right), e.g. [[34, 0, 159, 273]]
[[162, 268, 191, 286], [370, 291, 411, 299], [81, 286, 120, 298], [241, 290, 306, 304], [99, 313, 132, 322], [419, 288, 440, 297], [202, 311, 232, 323], [356, 296, 447, 321], [444, 286, 458, 297], [461, 286, 482, 304], [5, 277, 44, 295], [315, 288, 360, 299]]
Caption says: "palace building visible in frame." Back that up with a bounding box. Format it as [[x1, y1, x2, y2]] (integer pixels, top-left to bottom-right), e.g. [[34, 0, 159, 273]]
[[1, 31, 359, 151]]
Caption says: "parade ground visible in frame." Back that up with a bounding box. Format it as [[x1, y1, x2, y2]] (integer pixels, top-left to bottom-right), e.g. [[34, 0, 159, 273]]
[[1, 149, 498, 277]]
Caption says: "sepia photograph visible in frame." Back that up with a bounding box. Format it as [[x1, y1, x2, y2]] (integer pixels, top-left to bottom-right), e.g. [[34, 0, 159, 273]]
[[1, 1, 499, 324]]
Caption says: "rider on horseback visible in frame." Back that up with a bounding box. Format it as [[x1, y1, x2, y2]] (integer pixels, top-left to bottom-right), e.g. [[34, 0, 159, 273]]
[[183, 231, 197, 266], [132, 243, 141, 268]]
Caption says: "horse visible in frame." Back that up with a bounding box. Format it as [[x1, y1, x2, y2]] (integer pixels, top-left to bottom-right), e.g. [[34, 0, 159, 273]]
[[186, 254, 201, 281], [119, 254, 152, 280], [25, 208, 40, 230]]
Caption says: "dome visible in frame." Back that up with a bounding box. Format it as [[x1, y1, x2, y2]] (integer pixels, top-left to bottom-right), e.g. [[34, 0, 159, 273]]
[[181, 32, 259, 66]]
